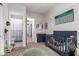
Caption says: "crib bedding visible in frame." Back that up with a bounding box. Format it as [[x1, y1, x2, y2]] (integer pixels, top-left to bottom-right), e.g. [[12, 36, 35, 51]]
[[52, 43, 69, 53], [47, 42, 69, 55], [47, 36, 68, 51]]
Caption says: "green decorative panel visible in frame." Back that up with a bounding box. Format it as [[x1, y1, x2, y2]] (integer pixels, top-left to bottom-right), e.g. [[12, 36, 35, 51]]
[[55, 9, 74, 25]]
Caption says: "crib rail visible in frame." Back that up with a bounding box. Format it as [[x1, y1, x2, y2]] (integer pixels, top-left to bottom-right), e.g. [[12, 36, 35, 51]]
[[46, 32, 77, 56]]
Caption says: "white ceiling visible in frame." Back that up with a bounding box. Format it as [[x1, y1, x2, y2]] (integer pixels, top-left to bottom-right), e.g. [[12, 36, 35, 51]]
[[8, 3, 57, 14], [25, 3, 57, 14]]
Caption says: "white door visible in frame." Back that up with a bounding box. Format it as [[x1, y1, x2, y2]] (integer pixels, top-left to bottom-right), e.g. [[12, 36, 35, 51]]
[[0, 5, 4, 55]]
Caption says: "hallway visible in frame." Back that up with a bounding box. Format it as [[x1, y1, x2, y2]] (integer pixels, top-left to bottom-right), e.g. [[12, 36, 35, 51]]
[[5, 43, 60, 56]]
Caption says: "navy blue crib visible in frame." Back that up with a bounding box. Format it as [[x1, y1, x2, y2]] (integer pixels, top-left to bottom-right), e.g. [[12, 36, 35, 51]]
[[46, 31, 77, 56]]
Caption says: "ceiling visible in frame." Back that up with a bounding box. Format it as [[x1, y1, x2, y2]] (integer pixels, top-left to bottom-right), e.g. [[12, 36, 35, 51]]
[[8, 3, 57, 14], [25, 3, 57, 14]]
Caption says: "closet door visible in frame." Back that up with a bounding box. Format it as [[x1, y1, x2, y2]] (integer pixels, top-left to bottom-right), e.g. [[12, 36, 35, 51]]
[[0, 5, 4, 55]]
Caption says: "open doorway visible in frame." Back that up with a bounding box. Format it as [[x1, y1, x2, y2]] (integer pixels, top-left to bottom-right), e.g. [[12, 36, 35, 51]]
[[10, 15, 23, 47], [27, 17, 35, 44]]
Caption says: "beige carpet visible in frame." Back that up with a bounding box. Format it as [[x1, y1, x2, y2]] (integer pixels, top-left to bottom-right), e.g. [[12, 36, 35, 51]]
[[5, 42, 60, 56]]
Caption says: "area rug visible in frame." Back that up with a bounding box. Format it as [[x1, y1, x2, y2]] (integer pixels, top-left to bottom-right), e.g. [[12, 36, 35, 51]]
[[23, 48, 48, 56]]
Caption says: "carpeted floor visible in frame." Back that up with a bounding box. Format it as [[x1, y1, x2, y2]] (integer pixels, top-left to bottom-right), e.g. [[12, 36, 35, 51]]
[[5, 43, 60, 56]]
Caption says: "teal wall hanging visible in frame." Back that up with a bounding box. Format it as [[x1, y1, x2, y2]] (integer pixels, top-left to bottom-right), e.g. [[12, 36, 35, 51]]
[[55, 9, 74, 25]]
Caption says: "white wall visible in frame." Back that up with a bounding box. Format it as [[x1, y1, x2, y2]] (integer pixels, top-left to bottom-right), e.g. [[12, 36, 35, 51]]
[[0, 4, 5, 55], [0, 3, 9, 55], [27, 12, 46, 43], [45, 3, 79, 48]]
